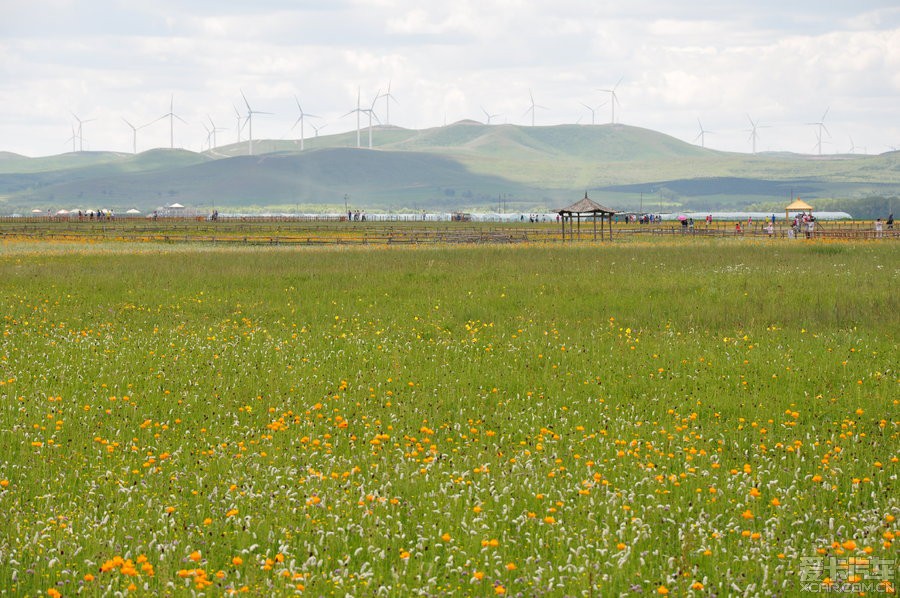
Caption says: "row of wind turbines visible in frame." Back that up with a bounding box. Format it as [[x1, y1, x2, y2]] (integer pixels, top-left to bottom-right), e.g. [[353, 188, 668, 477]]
[[66, 79, 857, 157], [696, 107, 860, 155], [65, 80, 619, 156]]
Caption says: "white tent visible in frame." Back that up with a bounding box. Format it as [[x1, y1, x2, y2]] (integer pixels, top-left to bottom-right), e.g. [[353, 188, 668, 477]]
[[168, 203, 185, 209], [31, 208, 43, 214], [126, 208, 141, 214]]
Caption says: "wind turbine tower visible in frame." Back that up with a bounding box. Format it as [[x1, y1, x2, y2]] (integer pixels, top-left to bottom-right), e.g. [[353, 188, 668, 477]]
[[481, 106, 499, 125], [580, 102, 596, 126], [358, 90, 381, 149], [159, 96, 187, 149], [122, 118, 146, 154], [232, 104, 244, 144], [71, 112, 95, 152], [807, 107, 830, 155], [343, 88, 363, 148], [599, 78, 622, 124], [523, 89, 547, 127], [291, 96, 318, 151], [207, 116, 226, 149], [380, 80, 398, 126], [241, 90, 272, 156], [695, 119, 714, 148], [747, 114, 759, 154]]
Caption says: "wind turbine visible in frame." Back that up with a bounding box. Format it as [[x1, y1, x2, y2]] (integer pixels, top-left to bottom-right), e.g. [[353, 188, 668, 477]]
[[362, 90, 381, 149], [64, 125, 78, 153], [481, 106, 499, 125], [121, 118, 148, 154], [158, 96, 187, 149], [745, 114, 769, 154], [694, 119, 713, 148], [290, 96, 318, 150], [342, 88, 364, 148], [311, 122, 328, 138], [599, 78, 622, 124], [523, 89, 548, 127], [807, 107, 830, 155], [380, 80, 398, 126], [241, 90, 272, 156], [580, 102, 596, 126], [232, 104, 244, 144], [207, 115, 226, 150], [201, 122, 213, 152], [71, 112, 95, 152]]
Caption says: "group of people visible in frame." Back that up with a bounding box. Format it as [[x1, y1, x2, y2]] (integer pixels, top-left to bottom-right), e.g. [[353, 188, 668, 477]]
[[786, 212, 817, 238], [874, 213, 894, 237]]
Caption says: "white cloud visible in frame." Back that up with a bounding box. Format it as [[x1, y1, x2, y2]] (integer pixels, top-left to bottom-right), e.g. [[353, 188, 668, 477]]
[[1, 0, 898, 156]]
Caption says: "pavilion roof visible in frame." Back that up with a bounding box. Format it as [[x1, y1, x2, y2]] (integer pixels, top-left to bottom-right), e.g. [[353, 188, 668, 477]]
[[786, 199, 813, 211], [557, 193, 617, 215]]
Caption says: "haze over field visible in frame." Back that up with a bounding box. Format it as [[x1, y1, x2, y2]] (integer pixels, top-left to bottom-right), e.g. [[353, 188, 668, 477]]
[[2, 1, 899, 158]]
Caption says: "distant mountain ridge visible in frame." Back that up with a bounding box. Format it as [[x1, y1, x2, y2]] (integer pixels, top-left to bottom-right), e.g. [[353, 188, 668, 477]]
[[2, 122, 898, 214]]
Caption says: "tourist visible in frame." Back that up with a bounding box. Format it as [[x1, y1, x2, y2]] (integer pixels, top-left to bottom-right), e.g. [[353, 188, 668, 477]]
[[887, 213, 894, 230], [875, 218, 883, 238]]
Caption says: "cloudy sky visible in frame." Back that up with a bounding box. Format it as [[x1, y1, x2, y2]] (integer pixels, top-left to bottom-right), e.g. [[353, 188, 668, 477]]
[[2, 0, 899, 157]]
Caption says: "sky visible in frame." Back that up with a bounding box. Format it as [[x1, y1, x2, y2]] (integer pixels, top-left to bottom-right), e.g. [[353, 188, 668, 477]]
[[1, 0, 899, 158]]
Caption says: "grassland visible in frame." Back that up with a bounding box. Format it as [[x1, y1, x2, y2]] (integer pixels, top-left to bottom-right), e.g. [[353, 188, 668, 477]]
[[0, 239, 897, 596]]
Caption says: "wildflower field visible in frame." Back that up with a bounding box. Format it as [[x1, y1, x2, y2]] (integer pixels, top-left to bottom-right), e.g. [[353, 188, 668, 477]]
[[0, 240, 897, 596]]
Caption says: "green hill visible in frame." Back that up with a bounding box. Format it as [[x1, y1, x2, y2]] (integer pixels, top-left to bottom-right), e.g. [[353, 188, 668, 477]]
[[2, 124, 899, 213], [1, 148, 533, 211]]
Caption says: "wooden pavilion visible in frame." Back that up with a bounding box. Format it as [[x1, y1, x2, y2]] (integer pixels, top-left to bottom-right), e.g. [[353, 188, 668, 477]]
[[785, 198, 813, 221], [556, 192, 618, 241]]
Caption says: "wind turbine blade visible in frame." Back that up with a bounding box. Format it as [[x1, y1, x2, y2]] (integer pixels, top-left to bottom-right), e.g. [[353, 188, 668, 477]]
[[241, 90, 251, 112], [821, 106, 830, 122]]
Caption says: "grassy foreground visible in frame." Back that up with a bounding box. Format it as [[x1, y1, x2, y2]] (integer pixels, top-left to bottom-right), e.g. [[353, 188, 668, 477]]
[[0, 240, 897, 597]]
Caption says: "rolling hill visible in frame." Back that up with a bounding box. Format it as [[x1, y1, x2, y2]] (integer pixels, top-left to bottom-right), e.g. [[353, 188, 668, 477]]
[[2, 123, 899, 214]]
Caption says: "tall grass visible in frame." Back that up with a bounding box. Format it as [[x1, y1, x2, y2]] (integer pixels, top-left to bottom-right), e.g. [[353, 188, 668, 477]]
[[0, 240, 896, 596]]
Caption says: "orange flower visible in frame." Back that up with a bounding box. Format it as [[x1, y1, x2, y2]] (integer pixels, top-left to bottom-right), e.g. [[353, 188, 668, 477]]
[[189, 550, 202, 562], [232, 556, 243, 566], [506, 562, 517, 571], [657, 586, 669, 595], [741, 509, 754, 520]]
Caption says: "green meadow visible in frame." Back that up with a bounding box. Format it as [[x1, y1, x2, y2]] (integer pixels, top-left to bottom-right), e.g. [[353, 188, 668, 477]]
[[0, 239, 897, 596]]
